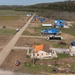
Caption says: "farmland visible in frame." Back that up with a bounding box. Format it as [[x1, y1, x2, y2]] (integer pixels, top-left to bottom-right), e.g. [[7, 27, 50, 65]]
[[0, 10, 35, 16]]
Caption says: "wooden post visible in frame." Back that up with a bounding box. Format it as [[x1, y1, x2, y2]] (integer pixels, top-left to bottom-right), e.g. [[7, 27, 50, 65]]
[[32, 48, 35, 66]]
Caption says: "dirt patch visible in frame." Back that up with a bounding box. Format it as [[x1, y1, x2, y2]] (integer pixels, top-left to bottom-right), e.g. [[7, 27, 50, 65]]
[[0, 16, 29, 29], [25, 28, 35, 34], [0, 49, 2, 52], [58, 57, 75, 64], [15, 37, 52, 47], [15, 37, 43, 46], [36, 57, 75, 67], [43, 19, 54, 24], [29, 23, 41, 27], [0, 35, 14, 46], [62, 33, 75, 40], [0, 50, 30, 72]]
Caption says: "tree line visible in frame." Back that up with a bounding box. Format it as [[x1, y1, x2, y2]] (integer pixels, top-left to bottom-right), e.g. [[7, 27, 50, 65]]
[[0, 1, 75, 12]]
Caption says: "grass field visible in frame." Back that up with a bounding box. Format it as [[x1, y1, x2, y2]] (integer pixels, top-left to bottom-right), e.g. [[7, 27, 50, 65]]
[[0, 10, 35, 16], [59, 24, 75, 36], [0, 10, 36, 30], [23, 62, 53, 73], [0, 28, 16, 35]]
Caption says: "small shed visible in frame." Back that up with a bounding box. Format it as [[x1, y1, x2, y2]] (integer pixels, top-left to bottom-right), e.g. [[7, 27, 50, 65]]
[[55, 20, 65, 28], [34, 15, 39, 21], [41, 28, 60, 35], [42, 24, 52, 27]]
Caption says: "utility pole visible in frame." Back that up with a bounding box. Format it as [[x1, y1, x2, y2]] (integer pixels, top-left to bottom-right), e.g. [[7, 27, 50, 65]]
[[32, 48, 35, 66]]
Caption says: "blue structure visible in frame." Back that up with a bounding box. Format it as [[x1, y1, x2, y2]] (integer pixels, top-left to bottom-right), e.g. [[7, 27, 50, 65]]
[[71, 41, 75, 46], [40, 18, 46, 23], [34, 15, 39, 21], [55, 20, 65, 28], [34, 15, 39, 19], [41, 28, 60, 35]]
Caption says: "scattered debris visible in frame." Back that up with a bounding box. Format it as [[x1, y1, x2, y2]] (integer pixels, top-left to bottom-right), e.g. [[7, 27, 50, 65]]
[[2, 26, 6, 28], [15, 60, 21, 66]]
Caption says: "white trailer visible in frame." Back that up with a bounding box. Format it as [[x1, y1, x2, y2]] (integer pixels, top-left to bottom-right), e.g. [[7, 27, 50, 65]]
[[42, 24, 52, 27]]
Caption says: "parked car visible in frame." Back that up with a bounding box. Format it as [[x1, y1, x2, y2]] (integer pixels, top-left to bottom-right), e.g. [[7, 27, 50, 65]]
[[58, 41, 66, 45]]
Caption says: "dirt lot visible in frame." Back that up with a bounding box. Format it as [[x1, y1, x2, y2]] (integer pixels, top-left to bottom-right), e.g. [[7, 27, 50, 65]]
[[0, 35, 14, 46], [0, 16, 30, 29], [0, 50, 30, 72], [15, 37, 49, 47]]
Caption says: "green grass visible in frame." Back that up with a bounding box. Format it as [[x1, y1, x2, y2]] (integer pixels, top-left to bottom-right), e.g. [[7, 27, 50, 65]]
[[70, 63, 75, 71], [23, 62, 53, 74], [57, 54, 70, 58], [22, 31, 31, 35], [53, 54, 71, 60], [30, 25, 52, 31], [53, 42, 69, 48], [24, 24, 75, 36], [0, 16, 20, 20], [59, 24, 75, 36], [0, 10, 36, 16], [0, 28, 16, 35], [23, 25, 52, 36]]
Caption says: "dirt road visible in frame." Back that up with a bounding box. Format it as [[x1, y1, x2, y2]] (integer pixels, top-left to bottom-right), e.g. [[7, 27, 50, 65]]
[[0, 70, 37, 75], [0, 14, 35, 66], [0, 70, 74, 75], [21, 35, 47, 39]]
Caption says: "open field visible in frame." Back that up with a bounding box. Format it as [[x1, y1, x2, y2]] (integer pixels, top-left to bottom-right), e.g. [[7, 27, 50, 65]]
[[0, 10, 34, 30], [0, 10, 35, 16], [0, 10, 75, 74], [0, 28, 16, 35], [0, 50, 30, 72], [0, 35, 14, 46], [59, 24, 75, 36], [15, 37, 71, 48], [0, 16, 30, 29]]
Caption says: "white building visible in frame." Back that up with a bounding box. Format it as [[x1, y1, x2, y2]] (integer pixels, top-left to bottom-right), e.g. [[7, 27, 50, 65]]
[[69, 46, 75, 56], [31, 44, 57, 59]]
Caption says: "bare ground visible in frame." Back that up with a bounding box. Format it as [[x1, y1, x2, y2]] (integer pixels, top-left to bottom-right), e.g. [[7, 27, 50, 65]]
[[0, 50, 30, 72], [15, 37, 47, 47], [0, 16, 29, 29], [62, 33, 75, 40], [0, 35, 14, 46]]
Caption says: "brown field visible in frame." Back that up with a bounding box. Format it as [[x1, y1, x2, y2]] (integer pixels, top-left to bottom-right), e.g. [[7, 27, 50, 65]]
[[0, 50, 30, 72], [0, 16, 30, 29]]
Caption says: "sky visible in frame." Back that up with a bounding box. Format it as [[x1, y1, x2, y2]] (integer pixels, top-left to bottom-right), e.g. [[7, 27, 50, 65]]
[[0, 0, 65, 6]]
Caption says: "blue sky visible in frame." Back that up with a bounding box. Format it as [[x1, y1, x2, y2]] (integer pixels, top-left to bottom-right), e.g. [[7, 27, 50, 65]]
[[0, 0, 64, 6]]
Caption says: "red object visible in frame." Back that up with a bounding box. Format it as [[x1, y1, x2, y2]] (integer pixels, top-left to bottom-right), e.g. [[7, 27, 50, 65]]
[[15, 61, 20, 66], [58, 42, 66, 45]]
